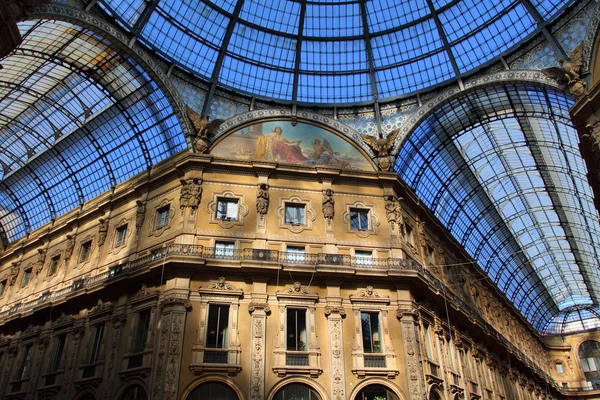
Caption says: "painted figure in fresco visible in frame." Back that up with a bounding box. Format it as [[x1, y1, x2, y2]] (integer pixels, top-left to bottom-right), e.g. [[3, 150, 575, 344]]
[[254, 127, 308, 163]]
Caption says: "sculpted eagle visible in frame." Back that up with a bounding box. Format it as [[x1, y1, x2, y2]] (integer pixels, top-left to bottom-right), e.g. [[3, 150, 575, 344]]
[[542, 44, 584, 86], [185, 107, 224, 153], [361, 129, 399, 157]]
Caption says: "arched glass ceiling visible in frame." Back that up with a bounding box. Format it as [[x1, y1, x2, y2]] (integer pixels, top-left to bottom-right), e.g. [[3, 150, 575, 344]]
[[97, 0, 574, 105], [544, 306, 600, 335], [0, 19, 186, 243], [395, 84, 600, 334]]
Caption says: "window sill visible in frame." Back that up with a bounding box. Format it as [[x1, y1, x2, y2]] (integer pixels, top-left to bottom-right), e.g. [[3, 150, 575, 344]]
[[352, 367, 398, 379], [273, 365, 322, 378], [189, 363, 242, 376]]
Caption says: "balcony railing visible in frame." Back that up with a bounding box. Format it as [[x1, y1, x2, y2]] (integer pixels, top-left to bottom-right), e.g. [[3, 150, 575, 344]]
[[203, 349, 229, 364], [285, 352, 309, 366], [364, 355, 387, 368]]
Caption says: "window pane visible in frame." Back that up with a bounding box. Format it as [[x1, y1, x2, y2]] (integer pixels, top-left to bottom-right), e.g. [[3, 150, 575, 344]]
[[287, 308, 307, 351], [207, 304, 230, 348], [285, 204, 305, 224], [90, 324, 105, 362], [361, 312, 381, 353], [132, 310, 151, 353]]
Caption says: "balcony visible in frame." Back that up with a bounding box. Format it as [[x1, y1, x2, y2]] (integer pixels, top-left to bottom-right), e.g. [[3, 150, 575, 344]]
[[364, 355, 387, 368], [286, 352, 310, 366], [203, 349, 229, 364]]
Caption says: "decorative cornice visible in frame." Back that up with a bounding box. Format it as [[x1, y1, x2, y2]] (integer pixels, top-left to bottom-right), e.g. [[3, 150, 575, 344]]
[[248, 302, 271, 314], [199, 277, 242, 295], [349, 286, 389, 304]]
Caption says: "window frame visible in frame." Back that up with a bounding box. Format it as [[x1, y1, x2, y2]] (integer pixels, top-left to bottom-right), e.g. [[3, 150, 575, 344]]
[[216, 198, 239, 220], [48, 255, 60, 276], [207, 190, 249, 228], [21, 268, 32, 288], [276, 195, 316, 233], [191, 278, 243, 375], [350, 208, 370, 230], [114, 224, 128, 248], [214, 241, 235, 259], [343, 201, 380, 238], [349, 286, 397, 378], [274, 282, 321, 377], [284, 203, 306, 225], [79, 241, 93, 263], [155, 206, 170, 230]]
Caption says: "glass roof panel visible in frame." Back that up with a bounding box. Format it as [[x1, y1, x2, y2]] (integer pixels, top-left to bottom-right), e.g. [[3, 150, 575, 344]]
[[0, 20, 186, 242], [396, 84, 600, 333], [97, 0, 575, 104]]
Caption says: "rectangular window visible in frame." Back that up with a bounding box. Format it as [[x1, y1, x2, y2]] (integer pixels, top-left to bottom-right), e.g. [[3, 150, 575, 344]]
[[21, 269, 32, 287], [48, 256, 60, 276], [355, 250, 373, 267], [350, 208, 370, 230], [0, 280, 6, 297], [361, 311, 381, 353], [206, 304, 230, 349], [286, 246, 306, 263], [89, 324, 105, 363], [556, 362, 564, 374], [215, 242, 235, 258], [115, 225, 128, 247], [216, 198, 239, 220], [50, 336, 66, 373], [427, 245, 435, 265], [17, 345, 33, 380], [406, 224, 414, 245], [286, 308, 307, 351], [156, 206, 170, 229], [285, 203, 305, 225], [132, 310, 151, 353], [79, 241, 92, 262]]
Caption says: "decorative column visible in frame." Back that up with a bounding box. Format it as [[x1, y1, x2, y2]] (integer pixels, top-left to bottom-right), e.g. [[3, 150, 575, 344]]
[[325, 300, 346, 400], [248, 293, 269, 400], [63, 321, 86, 399], [151, 293, 191, 400], [102, 310, 127, 400], [397, 305, 426, 400]]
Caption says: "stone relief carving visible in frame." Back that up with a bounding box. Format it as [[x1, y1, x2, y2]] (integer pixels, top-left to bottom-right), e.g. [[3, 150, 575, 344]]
[[329, 318, 345, 400], [352, 285, 384, 299], [96, 217, 108, 247], [322, 189, 335, 221], [8, 262, 19, 286], [135, 200, 146, 231], [256, 183, 269, 218], [384, 195, 402, 232], [186, 107, 223, 153], [64, 234, 76, 261], [36, 248, 46, 275], [179, 178, 202, 215], [250, 316, 266, 400], [201, 276, 238, 291], [280, 281, 311, 295]]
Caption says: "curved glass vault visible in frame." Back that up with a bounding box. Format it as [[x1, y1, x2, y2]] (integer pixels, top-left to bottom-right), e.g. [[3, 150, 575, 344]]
[[0, 19, 186, 243], [395, 84, 600, 334], [98, 0, 574, 105]]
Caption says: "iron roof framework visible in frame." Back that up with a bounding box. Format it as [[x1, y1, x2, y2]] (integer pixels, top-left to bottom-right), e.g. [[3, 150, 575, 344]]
[[0, 19, 186, 243], [96, 0, 574, 107], [395, 84, 600, 334]]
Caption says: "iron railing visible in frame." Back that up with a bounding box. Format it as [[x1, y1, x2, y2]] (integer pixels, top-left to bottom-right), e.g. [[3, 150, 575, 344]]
[[364, 355, 386, 368], [203, 350, 229, 364], [285, 352, 309, 366]]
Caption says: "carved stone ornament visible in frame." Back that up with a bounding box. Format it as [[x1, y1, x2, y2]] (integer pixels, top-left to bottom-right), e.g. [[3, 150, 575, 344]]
[[98, 217, 109, 247], [325, 305, 346, 317], [52, 312, 74, 327], [36, 248, 46, 274], [180, 178, 202, 215], [384, 195, 402, 230], [200, 277, 240, 292], [135, 200, 146, 231], [64, 234, 76, 260], [162, 294, 192, 310], [361, 129, 399, 171], [322, 189, 335, 221], [256, 183, 269, 217], [21, 323, 40, 337], [276, 282, 318, 301], [132, 284, 159, 300], [89, 299, 112, 315], [396, 306, 418, 320], [8, 261, 19, 286], [541, 43, 587, 98], [248, 302, 271, 314], [186, 107, 223, 153], [353, 285, 382, 299]]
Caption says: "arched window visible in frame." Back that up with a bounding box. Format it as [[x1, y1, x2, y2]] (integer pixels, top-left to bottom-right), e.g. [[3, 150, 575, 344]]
[[579, 340, 600, 389], [121, 385, 148, 400], [187, 382, 239, 400], [354, 384, 399, 400], [273, 383, 321, 400]]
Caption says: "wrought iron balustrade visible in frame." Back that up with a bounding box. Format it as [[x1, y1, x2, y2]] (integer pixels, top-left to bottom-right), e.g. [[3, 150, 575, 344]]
[[285, 352, 309, 366], [364, 355, 386, 368], [203, 349, 229, 364]]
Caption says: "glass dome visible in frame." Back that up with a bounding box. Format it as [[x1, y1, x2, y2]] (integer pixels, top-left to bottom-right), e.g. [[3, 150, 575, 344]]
[[98, 0, 574, 105]]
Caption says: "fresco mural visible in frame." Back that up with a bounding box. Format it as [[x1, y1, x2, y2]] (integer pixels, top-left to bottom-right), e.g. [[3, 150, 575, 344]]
[[211, 121, 374, 171]]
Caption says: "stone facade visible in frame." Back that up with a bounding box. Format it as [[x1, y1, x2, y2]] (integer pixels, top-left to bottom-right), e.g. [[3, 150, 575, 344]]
[[0, 130, 581, 400]]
